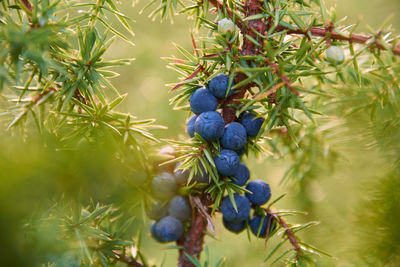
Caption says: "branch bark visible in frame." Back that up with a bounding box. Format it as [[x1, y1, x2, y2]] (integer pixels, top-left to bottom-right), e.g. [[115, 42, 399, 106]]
[[177, 196, 208, 267]]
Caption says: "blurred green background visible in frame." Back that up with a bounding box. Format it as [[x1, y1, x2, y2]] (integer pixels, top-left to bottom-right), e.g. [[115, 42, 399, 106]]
[[1, 0, 400, 266]]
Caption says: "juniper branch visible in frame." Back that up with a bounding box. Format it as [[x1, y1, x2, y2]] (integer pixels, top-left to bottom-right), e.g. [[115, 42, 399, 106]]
[[266, 209, 302, 259], [208, 0, 400, 57], [279, 25, 400, 56], [178, 1, 267, 265]]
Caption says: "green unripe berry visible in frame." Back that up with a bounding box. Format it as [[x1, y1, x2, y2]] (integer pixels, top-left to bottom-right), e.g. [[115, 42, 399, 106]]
[[218, 18, 236, 35], [326, 46, 345, 64]]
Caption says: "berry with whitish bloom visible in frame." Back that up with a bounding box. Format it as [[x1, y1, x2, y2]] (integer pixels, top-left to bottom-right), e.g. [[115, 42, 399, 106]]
[[173, 162, 189, 184], [190, 87, 218, 114], [218, 18, 236, 35], [155, 216, 184, 242], [146, 200, 168, 221], [245, 180, 271, 206], [239, 112, 265, 137], [230, 162, 250, 186], [174, 162, 211, 184], [249, 215, 276, 238], [129, 170, 147, 186], [326, 45, 345, 64], [154, 146, 176, 173], [186, 115, 197, 138], [213, 149, 240, 176], [208, 74, 235, 99], [192, 169, 210, 183], [150, 221, 164, 242], [220, 122, 247, 150], [152, 172, 177, 201], [194, 111, 225, 141], [168, 195, 191, 222], [220, 194, 251, 222], [191, 161, 211, 184], [223, 217, 247, 233]]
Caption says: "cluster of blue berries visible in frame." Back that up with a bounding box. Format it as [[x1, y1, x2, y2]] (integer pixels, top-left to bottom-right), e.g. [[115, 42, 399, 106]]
[[147, 148, 213, 243], [148, 74, 275, 242], [147, 162, 192, 243], [221, 180, 275, 237], [187, 74, 275, 237]]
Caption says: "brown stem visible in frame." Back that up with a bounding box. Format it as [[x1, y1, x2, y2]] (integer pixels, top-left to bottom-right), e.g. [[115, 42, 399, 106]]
[[31, 87, 57, 104], [177, 196, 208, 267], [112, 251, 144, 267], [20, 0, 32, 11], [266, 210, 302, 259]]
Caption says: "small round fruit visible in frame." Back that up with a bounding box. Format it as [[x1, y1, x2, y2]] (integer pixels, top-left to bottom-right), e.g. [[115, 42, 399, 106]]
[[186, 115, 197, 138], [168, 195, 192, 222], [146, 200, 168, 221], [236, 147, 245, 156], [150, 221, 164, 242], [152, 172, 177, 201], [175, 162, 211, 184], [154, 146, 176, 173], [245, 180, 271, 206], [223, 217, 247, 233], [218, 18, 236, 34], [214, 149, 240, 176], [220, 194, 251, 222], [192, 164, 211, 184], [239, 112, 264, 137], [326, 45, 344, 64], [220, 122, 247, 150], [230, 162, 250, 186], [155, 216, 184, 242], [249, 215, 276, 238], [129, 170, 147, 186], [190, 87, 218, 115], [194, 111, 225, 141], [174, 162, 189, 184], [208, 74, 235, 99]]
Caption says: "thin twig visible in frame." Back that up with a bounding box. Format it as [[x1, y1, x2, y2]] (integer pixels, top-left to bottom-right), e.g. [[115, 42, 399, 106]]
[[21, 0, 32, 11], [280, 25, 400, 56], [266, 210, 302, 259], [112, 251, 144, 267]]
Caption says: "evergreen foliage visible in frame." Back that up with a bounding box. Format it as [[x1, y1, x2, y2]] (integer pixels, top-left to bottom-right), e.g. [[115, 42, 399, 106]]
[[0, 0, 399, 266]]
